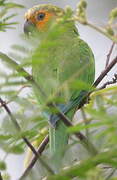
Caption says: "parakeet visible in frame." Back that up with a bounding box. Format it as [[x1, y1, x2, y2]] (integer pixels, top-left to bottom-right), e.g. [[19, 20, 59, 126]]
[[24, 4, 95, 170]]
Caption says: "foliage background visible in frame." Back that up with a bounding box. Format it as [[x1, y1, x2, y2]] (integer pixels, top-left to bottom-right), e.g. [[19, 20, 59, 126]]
[[0, 0, 117, 180]]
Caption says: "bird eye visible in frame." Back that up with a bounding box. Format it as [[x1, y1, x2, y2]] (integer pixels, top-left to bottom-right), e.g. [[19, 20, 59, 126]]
[[37, 13, 45, 21]]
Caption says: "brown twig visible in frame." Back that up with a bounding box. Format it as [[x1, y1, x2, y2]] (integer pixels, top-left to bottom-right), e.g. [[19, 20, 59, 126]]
[[72, 17, 117, 43], [0, 173, 3, 180], [19, 135, 49, 180], [105, 42, 115, 68], [99, 74, 117, 89], [0, 97, 20, 131], [93, 56, 117, 87], [0, 97, 54, 175]]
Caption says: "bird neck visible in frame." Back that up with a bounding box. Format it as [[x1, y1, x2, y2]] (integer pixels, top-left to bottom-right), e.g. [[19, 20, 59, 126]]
[[40, 21, 79, 41]]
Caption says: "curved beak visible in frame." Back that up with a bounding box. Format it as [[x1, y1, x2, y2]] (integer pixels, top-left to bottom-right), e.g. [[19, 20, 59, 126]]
[[24, 20, 35, 35]]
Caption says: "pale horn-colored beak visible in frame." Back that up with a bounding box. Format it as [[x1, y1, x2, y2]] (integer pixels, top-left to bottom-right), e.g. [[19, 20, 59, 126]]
[[24, 20, 35, 35]]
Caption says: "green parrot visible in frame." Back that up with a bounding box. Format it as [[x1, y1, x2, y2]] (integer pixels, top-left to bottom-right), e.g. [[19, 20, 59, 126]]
[[24, 4, 95, 170]]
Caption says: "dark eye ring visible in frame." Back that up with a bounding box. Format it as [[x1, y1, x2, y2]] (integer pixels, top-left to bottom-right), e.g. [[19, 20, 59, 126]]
[[37, 13, 45, 21]]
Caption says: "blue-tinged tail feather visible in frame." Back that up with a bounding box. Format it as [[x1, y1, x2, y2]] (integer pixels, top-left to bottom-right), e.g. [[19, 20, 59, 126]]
[[49, 90, 88, 171]]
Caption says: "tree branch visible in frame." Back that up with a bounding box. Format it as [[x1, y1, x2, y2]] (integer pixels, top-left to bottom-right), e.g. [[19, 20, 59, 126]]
[[71, 16, 117, 43], [0, 173, 3, 180], [99, 73, 117, 89], [87, 22, 117, 43], [105, 42, 115, 68], [19, 135, 49, 180], [93, 56, 117, 87], [0, 97, 54, 175]]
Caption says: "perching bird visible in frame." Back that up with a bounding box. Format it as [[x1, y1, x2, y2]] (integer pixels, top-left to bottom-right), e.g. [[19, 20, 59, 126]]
[[24, 4, 95, 170]]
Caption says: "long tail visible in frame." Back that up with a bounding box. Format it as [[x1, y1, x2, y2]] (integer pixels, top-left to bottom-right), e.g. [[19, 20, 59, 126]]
[[49, 108, 75, 171], [49, 91, 87, 171]]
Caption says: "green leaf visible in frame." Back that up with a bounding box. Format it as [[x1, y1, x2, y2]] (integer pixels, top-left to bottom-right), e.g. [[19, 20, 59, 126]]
[[47, 150, 117, 179], [0, 0, 5, 6], [3, 13, 18, 21], [68, 121, 104, 134], [0, 134, 12, 141], [0, 161, 7, 171], [5, 3, 25, 9], [8, 145, 24, 154], [70, 80, 94, 91]]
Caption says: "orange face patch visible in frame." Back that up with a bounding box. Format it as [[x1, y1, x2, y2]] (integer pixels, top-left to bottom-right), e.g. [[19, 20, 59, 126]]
[[26, 10, 55, 32], [36, 11, 54, 31]]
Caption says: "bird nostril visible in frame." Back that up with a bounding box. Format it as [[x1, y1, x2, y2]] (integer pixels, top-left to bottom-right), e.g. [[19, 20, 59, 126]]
[[24, 20, 35, 35]]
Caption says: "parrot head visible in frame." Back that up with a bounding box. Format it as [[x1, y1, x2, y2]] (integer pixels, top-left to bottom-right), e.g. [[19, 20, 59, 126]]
[[24, 4, 65, 35]]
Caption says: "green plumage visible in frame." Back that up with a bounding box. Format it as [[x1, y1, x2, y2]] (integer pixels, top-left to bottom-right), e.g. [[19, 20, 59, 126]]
[[30, 4, 95, 170]]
